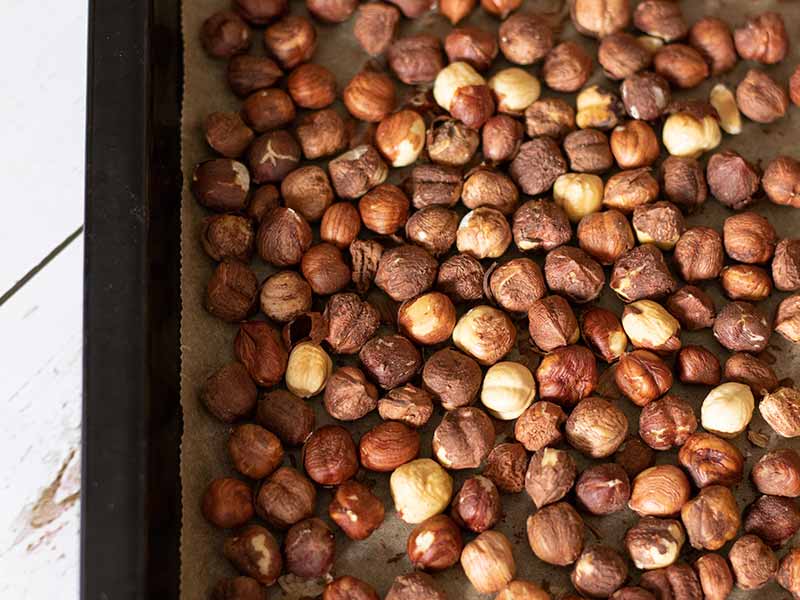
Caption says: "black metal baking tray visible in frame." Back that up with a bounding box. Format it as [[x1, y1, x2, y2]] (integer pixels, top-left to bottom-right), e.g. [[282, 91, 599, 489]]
[[82, 0, 182, 597]]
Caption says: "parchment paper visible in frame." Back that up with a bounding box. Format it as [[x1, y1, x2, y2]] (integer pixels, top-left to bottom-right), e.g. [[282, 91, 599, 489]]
[[181, 0, 800, 598]]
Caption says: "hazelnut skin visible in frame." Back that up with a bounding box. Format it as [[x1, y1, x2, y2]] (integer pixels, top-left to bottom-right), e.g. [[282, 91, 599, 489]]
[[681, 485, 740, 551], [201, 213, 254, 263], [212, 576, 267, 600], [571, 545, 628, 598], [462, 168, 519, 215], [407, 514, 463, 571], [295, 109, 347, 160], [329, 145, 388, 200], [374, 244, 437, 302], [676, 346, 721, 386], [632, 201, 685, 251], [242, 88, 296, 132], [488, 258, 545, 314], [484, 442, 529, 493], [640, 563, 703, 600], [678, 432, 744, 488], [694, 554, 733, 600], [576, 463, 631, 515], [564, 128, 614, 174], [192, 159, 250, 212], [201, 11, 251, 59], [615, 350, 673, 407], [432, 406, 495, 470], [674, 227, 724, 282], [329, 479, 385, 540], [660, 156, 707, 209], [234, 0, 287, 25], [610, 244, 677, 303], [752, 448, 800, 497], [359, 333, 422, 389], [359, 420, 420, 472], [629, 465, 691, 517], [445, 26, 498, 72], [525, 448, 576, 508], [527, 501, 585, 566], [654, 44, 709, 89], [639, 395, 697, 451], [377, 384, 434, 429], [460, 531, 516, 594], [257, 391, 314, 447], [260, 271, 312, 323], [633, 0, 687, 42], [201, 362, 257, 424], [778, 549, 800, 599], [566, 396, 628, 458], [482, 115, 523, 163], [544, 246, 605, 304], [615, 437, 655, 479], [439, 0, 475, 25], [324, 293, 380, 355], [570, 0, 630, 38], [729, 534, 778, 590], [524, 98, 576, 139], [514, 401, 567, 452], [257, 207, 312, 267], [255, 466, 316, 529], [603, 168, 660, 214], [512, 198, 572, 252], [625, 517, 686, 570], [536, 345, 598, 407], [303, 425, 358, 486], [343, 70, 396, 122], [202, 478, 254, 529], [666, 286, 715, 332], [451, 475, 502, 533], [204, 112, 254, 158], [227, 54, 283, 97], [234, 321, 288, 388], [426, 118, 480, 167], [621, 71, 671, 121], [376, 110, 426, 168], [496, 581, 551, 600], [528, 295, 580, 353], [284, 517, 335, 579], [510, 137, 568, 196]]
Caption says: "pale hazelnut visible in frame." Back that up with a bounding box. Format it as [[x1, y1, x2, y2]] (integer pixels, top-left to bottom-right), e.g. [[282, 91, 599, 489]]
[[681, 486, 740, 551], [701, 382, 754, 439], [527, 502, 585, 566], [760, 388, 800, 438], [481, 361, 536, 420], [566, 396, 628, 458], [625, 517, 685, 570], [452, 305, 516, 366], [433, 61, 485, 113], [621, 300, 681, 354], [375, 110, 426, 167], [662, 112, 721, 158], [629, 465, 691, 516], [461, 531, 516, 594], [709, 84, 741, 135], [488, 68, 541, 115], [457, 207, 512, 259], [553, 173, 604, 223], [390, 458, 453, 524], [576, 86, 624, 131], [398, 292, 456, 345], [611, 120, 660, 169]]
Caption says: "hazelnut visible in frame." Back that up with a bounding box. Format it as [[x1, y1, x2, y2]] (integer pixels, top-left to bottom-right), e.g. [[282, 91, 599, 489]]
[[544, 246, 605, 303], [610, 245, 677, 302], [688, 17, 737, 75], [247, 129, 300, 184], [452, 305, 517, 365], [406, 207, 459, 256], [407, 514, 463, 570], [778, 549, 800, 599], [228, 424, 283, 480], [303, 425, 358, 486], [378, 384, 434, 428], [204, 112, 254, 159], [461, 530, 516, 594], [301, 243, 351, 295], [527, 501, 584, 566], [598, 33, 652, 80], [678, 433, 744, 488], [406, 165, 461, 211], [397, 292, 457, 346], [662, 112, 721, 158], [776, 294, 800, 344], [621, 300, 682, 354], [484, 442, 528, 493], [528, 295, 580, 353], [611, 120, 660, 169], [359, 333, 422, 389], [615, 437, 655, 479], [445, 27, 498, 72], [433, 406, 494, 469], [439, 0, 476, 24], [201, 362, 257, 423], [577, 463, 631, 515], [793, 65, 800, 106], [481, 361, 536, 419], [577, 210, 634, 267], [329, 145, 388, 199], [694, 555, 733, 600], [497, 581, 550, 600], [629, 465, 691, 516], [489, 68, 541, 115], [426, 118, 480, 167], [552, 174, 604, 225], [640, 563, 703, 600], [581, 306, 627, 363], [736, 69, 789, 124], [621, 71, 671, 121], [201, 213, 254, 263], [391, 458, 453, 523], [358, 183, 409, 235], [433, 61, 485, 112], [295, 108, 347, 159], [564, 129, 614, 174], [570, 0, 630, 38], [280, 165, 333, 222], [721, 265, 772, 301], [763, 156, 800, 208], [257, 391, 314, 447], [222, 525, 281, 586], [259, 271, 311, 324], [360, 420, 420, 472], [626, 517, 685, 570], [632, 202, 685, 251], [510, 138, 568, 196], [729, 534, 777, 590], [700, 381, 755, 438], [202, 477, 254, 529], [734, 12, 788, 64], [191, 159, 250, 212], [212, 576, 267, 600], [745, 495, 800, 548], [713, 301, 770, 353], [385, 572, 447, 600], [525, 448, 576, 508], [204, 260, 258, 322], [639, 395, 697, 451], [634, 1, 687, 41], [306, 0, 357, 21], [256, 208, 312, 268], [708, 84, 742, 136], [374, 110, 425, 168], [722, 212, 776, 265], [387, 0, 432, 18], [487, 258, 546, 313], [201, 11, 251, 58], [666, 286, 715, 331], [576, 86, 624, 131], [320, 203, 360, 250], [234, 0, 286, 24], [524, 98, 576, 139], [324, 576, 380, 600], [234, 321, 288, 387], [451, 83, 496, 130], [760, 388, 800, 438], [480, 0, 520, 19], [610, 588, 656, 600], [512, 199, 572, 252], [752, 448, 800, 497], [566, 396, 628, 458], [451, 475, 502, 532], [514, 401, 566, 452], [344, 70, 395, 123], [482, 115, 524, 163], [422, 347, 482, 410], [674, 227, 724, 282], [227, 54, 283, 97], [654, 44, 709, 89], [681, 486, 740, 551], [615, 350, 673, 407], [603, 168, 660, 213], [572, 546, 628, 598], [374, 244, 437, 302], [676, 346, 721, 386], [263, 15, 316, 69], [457, 207, 512, 259], [774, 239, 800, 291], [498, 13, 553, 65], [542, 42, 592, 93], [242, 88, 295, 132], [255, 466, 315, 528], [536, 345, 598, 407], [284, 517, 335, 579], [323, 366, 378, 421], [324, 293, 380, 355]]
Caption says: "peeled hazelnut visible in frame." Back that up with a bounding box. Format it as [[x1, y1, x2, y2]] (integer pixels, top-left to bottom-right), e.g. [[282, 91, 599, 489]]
[[709, 84, 741, 135], [615, 350, 672, 407], [329, 145, 388, 199], [378, 384, 434, 429], [752, 449, 800, 497], [536, 345, 598, 407], [360, 420, 420, 472], [654, 44, 708, 89], [610, 244, 677, 303], [572, 546, 628, 598], [202, 477, 254, 529], [626, 517, 685, 570], [452, 305, 517, 365], [433, 406, 495, 469], [512, 199, 572, 252], [407, 514, 463, 571], [639, 395, 696, 451], [235, 321, 288, 387], [662, 112, 721, 158], [615, 437, 655, 479], [577, 210, 634, 266], [457, 207, 512, 259], [439, 0, 475, 24], [544, 246, 605, 304], [745, 495, 800, 548], [263, 15, 316, 69], [721, 265, 772, 302], [736, 69, 788, 124], [303, 425, 358, 486], [713, 301, 770, 353], [778, 549, 800, 599], [343, 70, 395, 122], [426, 118, 479, 167], [566, 396, 628, 458], [301, 243, 351, 295], [729, 534, 777, 590], [528, 295, 580, 353], [527, 501, 585, 566], [542, 42, 592, 93], [192, 159, 250, 212], [674, 227, 724, 282], [760, 388, 800, 438], [386, 572, 447, 600], [681, 486, 740, 551], [222, 525, 281, 586], [694, 555, 733, 600], [553, 173, 604, 224], [524, 98, 576, 139], [577, 463, 631, 515], [498, 13, 553, 65], [525, 448, 576, 508], [700, 382, 755, 439], [461, 530, 516, 594], [482, 115, 524, 163], [480, 361, 536, 420], [603, 168, 660, 213], [375, 244, 437, 302], [598, 33, 652, 80], [320, 203, 360, 249], [774, 239, 800, 292], [228, 424, 283, 480], [734, 12, 788, 64], [391, 459, 453, 523], [679, 433, 744, 488], [510, 137, 568, 196], [451, 475, 502, 532], [564, 129, 614, 174], [257, 391, 314, 447], [632, 202, 685, 251], [689, 17, 737, 74], [212, 576, 267, 600], [488, 68, 541, 115], [284, 517, 335, 579], [611, 120, 660, 169], [422, 347, 482, 410], [575, 86, 623, 132], [488, 258, 545, 313], [570, 0, 629, 38], [359, 333, 422, 389], [255, 466, 315, 529], [484, 442, 528, 493], [324, 576, 380, 600], [581, 306, 627, 363], [295, 108, 347, 160], [764, 156, 800, 208], [445, 27, 498, 72], [621, 71, 671, 121], [324, 293, 379, 355], [514, 401, 566, 452], [323, 366, 378, 421], [201, 11, 251, 58], [629, 465, 691, 517], [776, 294, 800, 344], [676, 346, 720, 386], [621, 300, 681, 354], [666, 286, 715, 331]]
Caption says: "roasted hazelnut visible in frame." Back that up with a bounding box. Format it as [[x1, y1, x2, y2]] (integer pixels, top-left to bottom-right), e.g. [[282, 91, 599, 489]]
[[687, 18, 737, 75], [736, 69, 789, 124], [603, 168, 660, 213], [525, 447, 576, 508], [300, 243, 351, 295], [406, 514, 463, 571], [201, 362, 257, 424], [432, 61, 485, 111], [620, 71, 671, 121], [256, 390, 314, 447], [776, 294, 800, 344], [324, 293, 379, 355], [423, 347, 482, 410], [528, 295, 580, 352], [457, 207, 512, 259], [324, 576, 380, 600], [662, 112, 721, 159], [629, 465, 691, 517], [615, 350, 672, 407], [570, 0, 629, 38], [374, 244, 437, 302], [621, 300, 681, 354], [247, 129, 300, 184], [575, 86, 624, 132], [778, 549, 800, 599], [353, 2, 399, 55], [360, 420, 420, 472], [386, 35, 443, 86], [700, 381, 755, 438], [577, 463, 631, 515], [734, 12, 788, 64], [303, 425, 358, 486], [397, 292, 457, 346], [542, 42, 592, 93], [343, 70, 396, 123], [329, 145, 388, 199], [242, 88, 295, 132], [228, 424, 283, 480], [752, 449, 800, 497], [202, 477, 254, 529], [657, 158, 705, 212], [205, 260, 257, 322], [255, 466, 315, 528], [480, 361, 536, 419], [201, 11, 251, 58], [552, 173, 604, 224], [323, 366, 378, 421], [713, 301, 770, 354], [433, 406, 494, 470], [359, 333, 421, 389], [235, 321, 288, 387], [577, 211, 634, 267], [480, 0, 520, 18], [524, 98, 576, 139], [255, 208, 311, 268], [615, 437, 655, 479], [536, 345, 598, 407], [526, 501, 584, 566], [563, 129, 613, 175], [386, 572, 447, 600], [632, 202, 685, 252], [581, 307, 627, 363], [461, 530, 516, 594], [451, 475, 502, 532], [386, 0, 433, 17], [634, 1, 687, 41], [497, 581, 551, 600], [681, 486, 740, 551], [280, 166, 333, 222], [544, 246, 605, 303], [486, 68, 540, 116], [378, 384, 434, 429], [482, 115, 524, 163], [745, 495, 800, 548], [598, 33, 651, 80], [204, 112, 254, 159], [284, 517, 335, 579], [626, 517, 685, 570], [512, 199, 572, 252], [654, 44, 708, 89], [223, 525, 281, 586], [212, 576, 267, 600], [566, 396, 628, 458], [202, 214, 254, 263], [611, 245, 677, 303], [319, 203, 360, 249], [439, 0, 476, 24], [305, 0, 357, 21], [192, 159, 250, 212], [373, 112, 425, 169], [694, 555, 733, 600], [721, 265, 772, 302], [639, 395, 697, 451], [729, 534, 777, 590], [484, 442, 528, 493], [721, 212, 776, 265], [793, 65, 800, 106], [774, 239, 800, 292], [295, 109, 347, 160], [514, 401, 566, 452], [498, 12, 553, 65], [760, 388, 800, 438], [357, 183, 409, 235], [452, 305, 516, 366], [258, 271, 310, 324], [426, 118, 480, 167], [572, 546, 628, 598], [666, 286, 715, 332], [611, 120, 660, 169], [676, 346, 720, 386], [610, 587, 657, 600], [673, 227, 724, 283], [487, 258, 545, 313], [263, 15, 316, 69], [640, 563, 703, 600], [764, 156, 800, 208], [391, 458, 453, 523], [234, 0, 286, 24], [445, 27, 498, 72], [449, 84, 496, 129], [678, 432, 744, 488]]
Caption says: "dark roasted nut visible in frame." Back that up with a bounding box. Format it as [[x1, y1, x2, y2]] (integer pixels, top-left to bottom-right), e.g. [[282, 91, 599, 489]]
[[205, 112, 254, 158], [246, 184, 281, 222], [525, 448, 576, 508], [634, 1, 687, 41], [621, 71, 671, 121], [488, 258, 546, 313], [407, 165, 462, 212], [280, 165, 333, 222], [776, 294, 800, 343], [629, 465, 691, 516], [192, 159, 250, 212], [201, 11, 251, 58], [257, 207, 312, 267], [527, 501, 584, 566], [660, 156, 707, 210], [694, 554, 733, 600], [744, 495, 800, 548], [599, 33, 652, 80], [303, 425, 358, 486], [439, 0, 475, 24], [734, 12, 788, 64], [678, 432, 743, 488], [432, 407, 494, 470], [263, 15, 316, 69], [247, 130, 300, 183], [223, 525, 281, 586], [242, 88, 295, 132], [360, 420, 420, 472], [626, 517, 685, 570], [452, 305, 516, 365], [406, 514, 463, 571], [202, 362, 257, 423], [632, 202, 685, 251], [536, 345, 598, 407], [615, 350, 673, 407], [255, 466, 315, 528], [576, 210, 634, 266], [228, 424, 283, 480], [451, 475, 501, 532], [564, 129, 613, 174], [681, 486, 740, 551], [235, 321, 288, 387], [461, 530, 516, 594], [581, 307, 627, 363], [676, 346, 721, 386], [603, 168, 660, 213], [462, 168, 519, 215], [673, 227, 724, 282], [387, 35, 444, 85], [350, 239, 383, 294], [257, 390, 314, 446], [329, 145, 388, 199], [499, 13, 553, 65], [212, 576, 267, 600], [323, 366, 378, 421], [774, 239, 800, 292], [378, 384, 434, 428], [202, 214, 254, 262], [577, 463, 630, 515], [227, 54, 283, 97], [482, 115, 523, 162], [324, 576, 380, 600], [654, 44, 708, 89], [205, 260, 257, 322], [724, 352, 778, 396], [639, 395, 696, 451], [713, 301, 770, 353], [359, 334, 421, 389], [528, 295, 580, 352], [512, 199, 572, 252], [524, 98, 576, 139], [615, 437, 655, 479], [426, 118, 480, 167], [300, 243, 350, 295], [688, 17, 737, 75], [295, 108, 347, 159], [778, 549, 800, 599], [374, 244, 437, 302], [611, 120, 659, 169], [323, 293, 378, 355], [202, 477, 254, 528], [621, 300, 681, 354], [284, 517, 335, 578], [329, 480, 384, 541], [666, 286, 715, 331], [764, 156, 800, 208], [456, 207, 512, 259], [422, 347, 482, 410], [353, 2, 399, 55], [544, 246, 604, 304], [760, 388, 800, 438], [484, 442, 528, 493], [640, 563, 703, 600], [572, 546, 628, 598], [514, 401, 566, 452], [510, 137, 567, 196], [320, 203, 360, 249], [234, 0, 286, 24], [566, 396, 628, 458], [611, 245, 676, 302], [445, 27, 498, 71], [729, 534, 777, 590], [542, 42, 592, 93], [752, 449, 800, 497], [386, 572, 447, 600], [736, 69, 789, 124]]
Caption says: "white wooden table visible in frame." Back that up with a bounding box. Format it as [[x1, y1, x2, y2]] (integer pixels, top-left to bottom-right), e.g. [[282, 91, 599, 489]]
[[0, 1, 87, 597]]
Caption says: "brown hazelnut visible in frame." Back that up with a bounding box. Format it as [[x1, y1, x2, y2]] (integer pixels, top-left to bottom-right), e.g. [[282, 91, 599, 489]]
[[566, 396, 628, 458], [498, 13, 552, 65], [524, 98, 576, 139], [776, 294, 800, 344], [373, 112, 425, 169], [496, 581, 551, 600], [439, 0, 476, 24], [234, 321, 288, 387], [359, 333, 422, 389], [319, 203, 360, 250], [610, 245, 677, 303], [577, 463, 631, 515], [579, 210, 638, 271], [406, 514, 463, 571], [462, 168, 519, 215], [615, 437, 655, 479], [773, 239, 800, 292], [734, 12, 788, 64], [242, 88, 295, 133], [632, 202, 685, 251], [752, 448, 800, 497], [713, 301, 770, 353], [422, 347, 482, 410], [610, 587, 656, 600], [610, 120, 659, 169], [639, 395, 697, 451], [461, 530, 516, 594], [759, 387, 800, 438], [681, 486, 740, 551], [284, 517, 335, 579], [323, 293, 379, 355], [329, 145, 389, 199], [377, 384, 434, 429], [234, 0, 286, 24], [744, 495, 800, 548], [246, 186, 283, 218], [303, 425, 358, 486], [527, 501, 585, 566], [322, 366, 378, 422], [598, 33, 652, 81], [387, 0, 432, 18], [542, 42, 592, 93], [512, 199, 572, 252], [629, 465, 691, 516], [449, 84, 496, 129], [729, 534, 777, 590], [356, 183, 408, 235], [406, 167, 461, 214], [640, 563, 703, 600], [487, 258, 545, 314], [480, 0, 520, 18], [694, 554, 733, 600], [688, 17, 736, 75], [572, 545, 628, 598], [528, 295, 580, 352], [280, 165, 333, 222], [603, 168, 660, 213], [736, 69, 789, 124], [360, 420, 420, 472], [201, 362, 257, 424], [444, 27, 497, 72], [615, 350, 673, 407], [525, 448, 576, 508], [451, 475, 501, 532], [658, 156, 706, 210], [257, 207, 312, 268], [343, 70, 396, 123], [324, 576, 380, 600], [295, 108, 347, 160], [204, 112, 254, 159], [563, 129, 614, 175], [300, 243, 351, 295], [256, 390, 314, 447], [514, 401, 566, 452], [204, 260, 257, 322], [386, 35, 443, 86], [212, 576, 267, 600], [201, 214, 254, 263], [228, 424, 283, 480], [626, 517, 685, 570], [724, 352, 778, 397], [426, 118, 479, 167], [581, 307, 627, 363], [673, 227, 724, 282], [349, 239, 384, 295], [763, 156, 800, 208], [778, 549, 800, 599], [482, 115, 523, 163], [374, 244, 437, 302], [484, 442, 528, 493], [385, 572, 447, 600], [452, 305, 517, 365], [722, 212, 776, 264], [353, 2, 399, 55], [620, 71, 671, 121], [247, 129, 300, 184], [328, 479, 384, 541], [676, 346, 720, 386], [191, 159, 250, 212], [227, 54, 283, 97], [536, 345, 598, 407], [202, 477, 254, 529], [306, 0, 357, 22], [793, 65, 800, 106], [721, 265, 772, 301], [263, 15, 316, 69], [678, 432, 743, 488], [255, 466, 315, 528], [397, 292, 456, 346], [634, 1, 687, 42], [201, 11, 251, 58], [544, 246, 605, 304], [654, 44, 708, 89], [570, 0, 630, 38], [222, 525, 281, 586], [666, 286, 715, 331], [432, 407, 494, 470]]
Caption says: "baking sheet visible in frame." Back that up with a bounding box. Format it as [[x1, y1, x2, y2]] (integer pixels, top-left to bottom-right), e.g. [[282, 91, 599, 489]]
[[180, 0, 800, 597]]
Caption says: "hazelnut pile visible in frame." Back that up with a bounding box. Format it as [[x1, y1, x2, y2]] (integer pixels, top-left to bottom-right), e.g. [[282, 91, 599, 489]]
[[193, 1, 800, 599]]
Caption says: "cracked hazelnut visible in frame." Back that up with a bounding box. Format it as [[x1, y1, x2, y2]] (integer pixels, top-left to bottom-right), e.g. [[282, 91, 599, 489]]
[[391, 458, 453, 524], [422, 347, 482, 410], [201, 11, 251, 58], [484, 442, 528, 493], [202, 477, 254, 529], [629, 465, 690, 516], [603, 168, 660, 213], [674, 227, 724, 283], [677, 346, 720, 386], [679, 433, 743, 488], [621, 300, 681, 354], [577, 463, 631, 515], [482, 115, 523, 162], [375, 110, 425, 168], [611, 245, 677, 302], [329, 145, 388, 199], [752, 449, 800, 497], [776, 294, 800, 344], [284, 517, 335, 579], [778, 549, 800, 599], [621, 71, 671, 121], [745, 495, 800, 548], [581, 307, 627, 363], [461, 530, 516, 594], [524, 98, 576, 139], [324, 576, 379, 600], [570, 0, 629, 38], [452, 305, 516, 365], [303, 425, 358, 486], [192, 159, 250, 212], [528, 295, 580, 352], [527, 501, 584, 566], [498, 13, 553, 65], [681, 486, 740, 551], [344, 70, 395, 122], [323, 366, 378, 421], [386, 572, 446, 600], [359, 333, 421, 389], [564, 129, 614, 174], [512, 199, 571, 252], [734, 12, 788, 64], [487, 258, 546, 314], [576, 86, 624, 131], [611, 121, 660, 169], [615, 437, 655, 479], [736, 69, 788, 124], [514, 401, 566, 452], [481, 361, 536, 419], [407, 514, 463, 570], [701, 381, 755, 438], [320, 203, 360, 249], [426, 118, 479, 167], [599, 33, 652, 80], [263, 14, 316, 69], [626, 517, 685, 570], [360, 420, 420, 472], [295, 108, 347, 160], [566, 396, 628, 458], [375, 244, 437, 302], [542, 42, 592, 93], [433, 61, 485, 111], [229, 424, 283, 480], [223, 525, 281, 586], [301, 243, 351, 295], [774, 239, 800, 292], [764, 156, 800, 208], [510, 137, 568, 196], [689, 17, 737, 75], [713, 302, 770, 353], [451, 475, 502, 532], [616, 350, 672, 407], [536, 345, 598, 407], [433, 406, 495, 470], [445, 27, 498, 72], [633, 202, 685, 251], [578, 210, 635, 266], [760, 388, 800, 438], [525, 448, 576, 508], [694, 555, 733, 600], [572, 546, 628, 598], [212, 576, 267, 600], [255, 466, 315, 528], [662, 111, 721, 159], [729, 534, 777, 590], [639, 395, 696, 451], [666, 286, 715, 331], [544, 246, 605, 303], [378, 384, 434, 428], [235, 321, 288, 387], [654, 44, 708, 89]]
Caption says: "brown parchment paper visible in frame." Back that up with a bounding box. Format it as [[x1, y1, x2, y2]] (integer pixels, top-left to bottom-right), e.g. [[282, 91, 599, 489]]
[[181, 0, 800, 598]]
